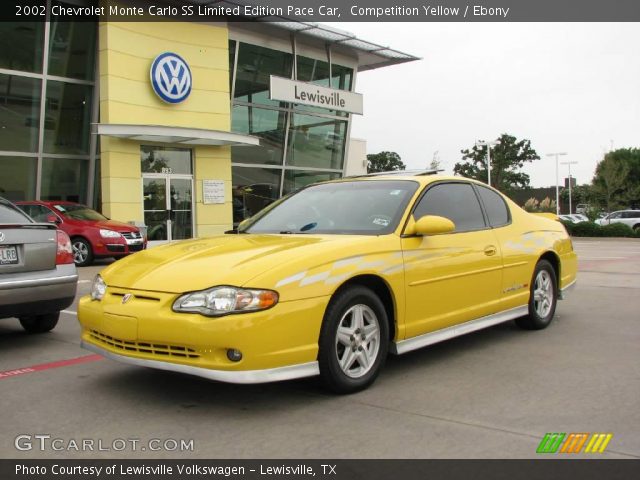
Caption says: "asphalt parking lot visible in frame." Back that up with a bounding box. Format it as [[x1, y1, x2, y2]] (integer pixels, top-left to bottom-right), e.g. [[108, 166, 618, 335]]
[[1, 238, 639, 459]]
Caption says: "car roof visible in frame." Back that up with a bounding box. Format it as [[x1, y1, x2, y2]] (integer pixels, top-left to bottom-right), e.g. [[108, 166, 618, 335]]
[[337, 171, 487, 187]]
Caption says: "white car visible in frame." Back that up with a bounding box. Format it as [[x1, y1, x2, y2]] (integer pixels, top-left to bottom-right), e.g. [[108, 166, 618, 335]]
[[596, 210, 640, 231], [570, 214, 589, 222]]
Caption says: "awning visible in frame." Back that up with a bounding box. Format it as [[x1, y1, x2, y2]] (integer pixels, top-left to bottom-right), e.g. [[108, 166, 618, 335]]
[[94, 123, 260, 147]]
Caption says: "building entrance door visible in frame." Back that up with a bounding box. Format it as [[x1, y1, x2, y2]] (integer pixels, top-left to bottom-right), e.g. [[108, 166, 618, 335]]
[[141, 146, 194, 243]]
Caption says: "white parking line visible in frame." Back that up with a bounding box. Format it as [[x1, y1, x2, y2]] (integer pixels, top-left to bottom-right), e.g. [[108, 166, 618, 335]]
[[78, 280, 91, 284], [62, 310, 77, 316], [580, 257, 625, 260]]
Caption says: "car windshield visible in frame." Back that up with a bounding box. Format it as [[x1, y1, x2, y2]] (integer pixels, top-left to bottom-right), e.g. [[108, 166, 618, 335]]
[[242, 180, 419, 235], [53, 204, 108, 221]]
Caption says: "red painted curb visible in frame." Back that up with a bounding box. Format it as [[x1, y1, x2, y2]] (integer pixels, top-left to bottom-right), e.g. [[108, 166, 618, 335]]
[[0, 354, 103, 380]]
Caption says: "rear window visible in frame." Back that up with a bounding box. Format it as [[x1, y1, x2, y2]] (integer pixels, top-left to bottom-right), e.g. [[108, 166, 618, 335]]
[[0, 199, 33, 223]]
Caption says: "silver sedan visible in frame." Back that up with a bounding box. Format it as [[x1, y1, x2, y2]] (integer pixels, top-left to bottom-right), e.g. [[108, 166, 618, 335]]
[[0, 197, 78, 333]]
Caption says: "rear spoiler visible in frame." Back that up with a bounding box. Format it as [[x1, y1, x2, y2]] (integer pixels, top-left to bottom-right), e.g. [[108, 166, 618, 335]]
[[530, 213, 560, 221]]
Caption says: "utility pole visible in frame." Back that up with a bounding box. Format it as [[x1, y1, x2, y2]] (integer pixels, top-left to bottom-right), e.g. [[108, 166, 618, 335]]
[[561, 161, 578, 214], [546, 152, 567, 214], [476, 139, 499, 187]]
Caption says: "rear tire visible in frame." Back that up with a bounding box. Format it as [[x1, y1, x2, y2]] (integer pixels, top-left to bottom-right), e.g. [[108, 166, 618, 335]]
[[318, 286, 389, 394], [19, 313, 60, 334], [516, 260, 557, 330]]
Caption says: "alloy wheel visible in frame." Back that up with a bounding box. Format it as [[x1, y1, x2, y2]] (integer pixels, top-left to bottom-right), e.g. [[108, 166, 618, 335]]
[[335, 304, 381, 379]]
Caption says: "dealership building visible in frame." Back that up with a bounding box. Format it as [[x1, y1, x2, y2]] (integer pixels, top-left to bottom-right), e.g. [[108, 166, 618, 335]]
[[0, 1, 417, 241]]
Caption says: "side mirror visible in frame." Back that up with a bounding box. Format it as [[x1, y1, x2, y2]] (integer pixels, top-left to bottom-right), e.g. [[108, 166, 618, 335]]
[[46, 214, 60, 224], [411, 215, 455, 236]]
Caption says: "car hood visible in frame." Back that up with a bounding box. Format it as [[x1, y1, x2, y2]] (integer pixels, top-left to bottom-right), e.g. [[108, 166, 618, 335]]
[[72, 218, 138, 232], [100, 234, 389, 294]]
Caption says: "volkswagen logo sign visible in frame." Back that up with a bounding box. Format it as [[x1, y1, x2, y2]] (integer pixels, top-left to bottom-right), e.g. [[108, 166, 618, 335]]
[[0, 232, 5, 243], [150, 52, 192, 104]]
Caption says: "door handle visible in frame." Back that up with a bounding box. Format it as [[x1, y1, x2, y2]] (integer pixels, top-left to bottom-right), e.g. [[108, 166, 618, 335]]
[[484, 245, 497, 256]]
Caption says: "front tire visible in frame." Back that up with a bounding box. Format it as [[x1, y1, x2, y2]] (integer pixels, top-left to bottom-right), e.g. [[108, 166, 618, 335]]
[[318, 286, 389, 394], [516, 260, 558, 330], [72, 237, 93, 267], [19, 313, 60, 333]]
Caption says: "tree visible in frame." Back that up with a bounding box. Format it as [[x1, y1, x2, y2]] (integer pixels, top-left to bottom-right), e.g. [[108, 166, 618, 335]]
[[429, 151, 441, 170], [367, 151, 406, 173], [592, 148, 640, 211], [454, 133, 540, 193]]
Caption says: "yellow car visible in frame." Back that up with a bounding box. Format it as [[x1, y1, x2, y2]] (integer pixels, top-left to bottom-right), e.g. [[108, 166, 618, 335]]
[[79, 172, 577, 393]]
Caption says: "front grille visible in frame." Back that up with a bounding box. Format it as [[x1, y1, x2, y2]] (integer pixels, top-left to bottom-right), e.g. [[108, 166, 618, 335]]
[[90, 330, 200, 359], [121, 231, 142, 240], [128, 244, 144, 252], [106, 244, 126, 253]]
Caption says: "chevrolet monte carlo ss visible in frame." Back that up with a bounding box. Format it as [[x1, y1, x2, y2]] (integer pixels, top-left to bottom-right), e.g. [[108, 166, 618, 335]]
[[79, 172, 577, 393]]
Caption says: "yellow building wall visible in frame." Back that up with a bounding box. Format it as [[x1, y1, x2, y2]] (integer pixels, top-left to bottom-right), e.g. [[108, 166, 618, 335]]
[[99, 21, 232, 235]]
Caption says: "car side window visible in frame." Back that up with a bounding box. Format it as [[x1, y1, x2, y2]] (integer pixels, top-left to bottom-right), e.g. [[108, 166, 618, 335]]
[[475, 185, 510, 227], [610, 212, 621, 219], [413, 182, 486, 232]]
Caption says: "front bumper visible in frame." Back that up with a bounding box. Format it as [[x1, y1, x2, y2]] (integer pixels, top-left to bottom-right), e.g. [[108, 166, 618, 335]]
[[78, 286, 329, 380], [82, 340, 319, 384]]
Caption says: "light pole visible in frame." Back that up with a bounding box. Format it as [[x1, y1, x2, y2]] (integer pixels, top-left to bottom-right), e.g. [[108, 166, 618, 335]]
[[561, 161, 578, 214], [476, 139, 499, 187], [546, 152, 567, 214]]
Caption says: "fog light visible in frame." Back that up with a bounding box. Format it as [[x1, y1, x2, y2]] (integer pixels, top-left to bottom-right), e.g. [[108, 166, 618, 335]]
[[227, 349, 242, 362]]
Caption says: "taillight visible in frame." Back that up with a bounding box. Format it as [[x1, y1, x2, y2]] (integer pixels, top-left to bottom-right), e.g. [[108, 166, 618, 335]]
[[56, 230, 74, 265]]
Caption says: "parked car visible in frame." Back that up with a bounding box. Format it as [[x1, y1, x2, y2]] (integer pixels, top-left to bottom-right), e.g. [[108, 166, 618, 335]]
[[570, 214, 590, 223], [1, 197, 77, 333], [559, 214, 576, 223], [79, 173, 577, 393], [575, 204, 589, 215], [595, 210, 640, 231], [16, 201, 146, 266]]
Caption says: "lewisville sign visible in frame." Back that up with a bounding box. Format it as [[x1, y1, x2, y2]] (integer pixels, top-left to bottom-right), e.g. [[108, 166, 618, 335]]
[[269, 76, 363, 115]]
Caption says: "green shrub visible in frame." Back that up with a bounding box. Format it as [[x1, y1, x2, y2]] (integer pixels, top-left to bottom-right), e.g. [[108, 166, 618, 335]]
[[571, 222, 602, 237], [559, 220, 574, 235], [600, 223, 636, 238]]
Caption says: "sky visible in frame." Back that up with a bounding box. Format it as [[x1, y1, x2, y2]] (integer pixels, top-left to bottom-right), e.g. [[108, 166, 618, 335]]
[[333, 22, 640, 188]]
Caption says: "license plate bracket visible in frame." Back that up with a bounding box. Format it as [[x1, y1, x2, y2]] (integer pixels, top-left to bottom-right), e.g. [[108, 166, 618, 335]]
[[0, 245, 19, 265]]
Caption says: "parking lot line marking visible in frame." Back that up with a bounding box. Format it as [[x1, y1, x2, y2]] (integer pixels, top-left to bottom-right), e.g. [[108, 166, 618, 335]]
[[62, 309, 77, 315], [0, 354, 103, 380], [78, 280, 92, 284]]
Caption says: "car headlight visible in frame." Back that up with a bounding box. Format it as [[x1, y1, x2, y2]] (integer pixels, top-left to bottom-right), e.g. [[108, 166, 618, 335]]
[[173, 286, 279, 317], [99, 229, 121, 239], [90, 274, 107, 301]]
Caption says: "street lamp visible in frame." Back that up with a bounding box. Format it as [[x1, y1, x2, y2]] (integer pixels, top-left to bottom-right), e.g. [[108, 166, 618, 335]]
[[561, 161, 578, 214], [476, 139, 499, 187], [546, 152, 567, 215]]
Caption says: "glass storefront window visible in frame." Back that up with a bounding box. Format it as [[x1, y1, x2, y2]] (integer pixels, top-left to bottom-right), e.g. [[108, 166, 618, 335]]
[[231, 166, 281, 224], [297, 57, 331, 87], [283, 170, 341, 196], [229, 39, 236, 95], [141, 146, 192, 174], [40, 157, 88, 203], [48, 11, 97, 80], [286, 114, 346, 170], [43, 81, 92, 155], [231, 105, 286, 165], [0, 74, 41, 153], [0, 22, 44, 73], [331, 64, 353, 91], [0, 156, 37, 201], [234, 43, 292, 106]]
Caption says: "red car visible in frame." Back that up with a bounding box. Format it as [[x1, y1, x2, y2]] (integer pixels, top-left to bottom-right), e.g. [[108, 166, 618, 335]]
[[16, 201, 146, 267]]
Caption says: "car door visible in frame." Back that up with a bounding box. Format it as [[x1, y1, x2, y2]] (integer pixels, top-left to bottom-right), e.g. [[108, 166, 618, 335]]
[[401, 182, 503, 339]]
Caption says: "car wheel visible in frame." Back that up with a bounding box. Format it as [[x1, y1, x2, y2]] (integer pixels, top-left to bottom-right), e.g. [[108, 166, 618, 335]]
[[516, 260, 558, 330], [72, 237, 93, 266], [318, 286, 389, 394], [633, 224, 640, 233], [19, 313, 60, 334]]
